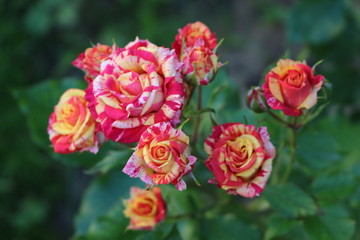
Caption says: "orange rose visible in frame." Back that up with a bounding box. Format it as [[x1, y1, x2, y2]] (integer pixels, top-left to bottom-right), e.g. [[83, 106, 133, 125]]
[[123, 187, 166, 230]]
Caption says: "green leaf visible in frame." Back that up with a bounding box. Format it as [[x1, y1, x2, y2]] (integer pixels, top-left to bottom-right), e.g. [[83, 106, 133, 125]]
[[177, 218, 201, 240], [264, 214, 299, 240], [85, 149, 132, 175], [201, 215, 261, 240], [311, 173, 356, 203], [262, 183, 318, 218], [287, 0, 346, 44], [304, 215, 355, 240], [297, 132, 341, 172], [74, 171, 144, 236]]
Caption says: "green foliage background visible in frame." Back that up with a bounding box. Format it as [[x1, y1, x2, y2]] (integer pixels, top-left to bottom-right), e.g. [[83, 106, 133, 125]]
[[1, 0, 360, 239]]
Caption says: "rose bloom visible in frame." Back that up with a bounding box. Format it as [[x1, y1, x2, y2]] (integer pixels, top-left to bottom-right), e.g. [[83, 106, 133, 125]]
[[48, 89, 100, 154], [123, 187, 166, 230], [123, 122, 196, 191], [246, 87, 268, 113], [262, 59, 324, 116], [172, 21, 217, 57], [72, 43, 114, 83], [85, 38, 184, 143], [181, 39, 221, 86], [204, 123, 276, 198]]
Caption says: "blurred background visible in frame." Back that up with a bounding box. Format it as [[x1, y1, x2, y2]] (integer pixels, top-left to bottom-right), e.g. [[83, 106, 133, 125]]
[[1, 0, 360, 239]]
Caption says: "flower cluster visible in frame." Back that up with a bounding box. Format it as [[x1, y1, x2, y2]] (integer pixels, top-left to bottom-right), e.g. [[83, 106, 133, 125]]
[[48, 21, 327, 231]]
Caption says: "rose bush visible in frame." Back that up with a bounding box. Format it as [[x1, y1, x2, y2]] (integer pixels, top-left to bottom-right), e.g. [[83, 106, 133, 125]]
[[123, 121, 196, 191], [123, 186, 166, 230], [48, 89, 100, 154], [85, 38, 185, 143], [204, 123, 275, 198], [262, 59, 324, 116]]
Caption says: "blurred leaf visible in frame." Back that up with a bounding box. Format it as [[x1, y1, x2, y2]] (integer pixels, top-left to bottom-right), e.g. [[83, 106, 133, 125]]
[[311, 173, 356, 203], [85, 149, 132, 175], [177, 218, 201, 240], [264, 214, 305, 240], [304, 215, 355, 240], [74, 171, 144, 236], [201, 215, 261, 240], [297, 132, 341, 172], [287, 0, 347, 44], [263, 183, 317, 218]]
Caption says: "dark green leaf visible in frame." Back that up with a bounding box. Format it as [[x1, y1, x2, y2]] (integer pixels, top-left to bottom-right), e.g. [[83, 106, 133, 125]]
[[85, 149, 132, 175], [263, 183, 318, 218]]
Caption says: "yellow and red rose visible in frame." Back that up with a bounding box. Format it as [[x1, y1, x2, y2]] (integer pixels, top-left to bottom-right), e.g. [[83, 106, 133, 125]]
[[204, 123, 275, 198], [172, 21, 217, 57], [123, 122, 196, 191], [123, 187, 166, 230], [181, 39, 221, 86], [48, 89, 100, 154], [85, 38, 185, 143], [262, 59, 324, 116], [72, 44, 115, 83]]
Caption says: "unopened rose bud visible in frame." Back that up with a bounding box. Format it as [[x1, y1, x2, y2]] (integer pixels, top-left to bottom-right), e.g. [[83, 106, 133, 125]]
[[247, 87, 268, 113]]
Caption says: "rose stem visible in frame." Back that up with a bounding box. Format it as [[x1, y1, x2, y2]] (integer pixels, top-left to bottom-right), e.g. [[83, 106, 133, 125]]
[[281, 121, 298, 184], [192, 86, 202, 145]]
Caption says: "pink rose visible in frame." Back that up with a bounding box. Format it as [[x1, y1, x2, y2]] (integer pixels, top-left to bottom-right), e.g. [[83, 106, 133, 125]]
[[48, 89, 100, 154], [262, 59, 324, 116], [123, 122, 197, 191], [205, 123, 275, 198], [85, 38, 185, 143], [172, 21, 217, 57], [123, 187, 166, 230], [72, 44, 115, 83]]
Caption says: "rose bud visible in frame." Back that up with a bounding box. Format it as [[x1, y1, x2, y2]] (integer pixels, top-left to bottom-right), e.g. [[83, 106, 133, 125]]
[[262, 59, 324, 116], [123, 122, 197, 191], [123, 187, 166, 230], [246, 86, 268, 113], [72, 44, 115, 83], [181, 39, 221, 86], [204, 123, 276, 198], [172, 21, 217, 58], [85, 38, 184, 143], [48, 89, 101, 154]]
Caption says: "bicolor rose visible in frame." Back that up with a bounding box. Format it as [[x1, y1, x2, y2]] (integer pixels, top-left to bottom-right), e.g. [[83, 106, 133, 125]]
[[123, 122, 196, 191], [204, 123, 275, 198], [72, 44, 114, 83], [246, 87, 268, 113], [172, 21, 217, 57], [181, 39, 221, 86], [85, 38, 184, 143], [48, 89, 100, 154], [123, 187, 166, 230], [262, 59, 324, 116]]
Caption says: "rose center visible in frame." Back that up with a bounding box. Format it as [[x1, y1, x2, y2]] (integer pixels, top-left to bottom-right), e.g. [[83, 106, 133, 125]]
[[285, 70, 304, 88], [132, 197, 156, 216]]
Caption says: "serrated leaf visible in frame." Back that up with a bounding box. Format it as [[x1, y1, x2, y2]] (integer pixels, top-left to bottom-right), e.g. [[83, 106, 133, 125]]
[[262, 183, 318, 218]]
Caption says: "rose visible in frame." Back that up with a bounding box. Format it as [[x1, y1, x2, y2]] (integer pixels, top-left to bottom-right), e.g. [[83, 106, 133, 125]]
[[72, 43, 115, 83], [48, 89, 100, 154], [172, 21, 217, 57], [262, 59, 324, 116], [181, 39, 221, 86], [204, 123, 275, 198], [85, 38, 185, 143], [123, 186, 166, 230], [123, 122, 197, 191], [246, 86, 268, 113]]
